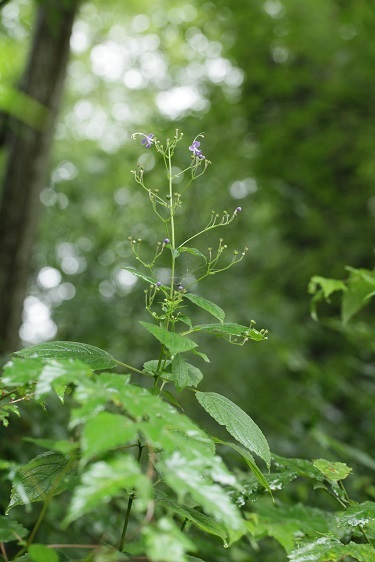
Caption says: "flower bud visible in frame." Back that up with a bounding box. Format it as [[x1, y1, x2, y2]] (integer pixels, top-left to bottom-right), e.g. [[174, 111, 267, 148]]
[[163, 238, 170, 245]]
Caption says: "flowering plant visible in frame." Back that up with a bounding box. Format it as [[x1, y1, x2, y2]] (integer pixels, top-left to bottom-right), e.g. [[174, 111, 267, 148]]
[[0, 131, 373, 562]]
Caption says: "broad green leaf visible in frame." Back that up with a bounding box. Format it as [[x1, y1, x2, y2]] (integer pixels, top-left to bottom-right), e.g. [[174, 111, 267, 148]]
[[143, 517, 195, 562], [122, 266, 156, 285], [140, 321, 197, 354], [337, 501, 375, 529], [184, 293, 225, 322], [0, 515, 28, 542], [288, 537, 374, 562], [65, 455, 151, 524], [160, 451, 246, 541], [70, 373, 130, 426], [81, 412, 139, 463], [313, 459, 351, 481], [196, 392, 271, 468], [216, 439, 272, 495], [7, 451, 78, 513], [2, 358, 48, 387], [34, 359, 91, 398], [13, 341, 117, 371], [170, 355, 203, 391], [188, 322, 266, 342], [186, 558, 206, 562], [29, 544, 58, 562], [155, 490, 228, 544]]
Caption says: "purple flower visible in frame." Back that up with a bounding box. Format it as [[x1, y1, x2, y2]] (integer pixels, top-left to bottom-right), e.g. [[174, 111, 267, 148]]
[[156, 281, 162, 287], [178, 285, 184, 291], [163, 238, 170, 245], [235, 207, 242, 213], [141, 133, 154, 148], [189, 140, 205, 159]]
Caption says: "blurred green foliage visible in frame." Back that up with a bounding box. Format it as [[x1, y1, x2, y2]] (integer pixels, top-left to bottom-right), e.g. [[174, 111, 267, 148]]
[[1, 0, 375, 559]]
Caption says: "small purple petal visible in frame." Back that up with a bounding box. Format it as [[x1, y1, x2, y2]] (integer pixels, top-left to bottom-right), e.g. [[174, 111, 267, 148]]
[[141, 133, 154, 148]]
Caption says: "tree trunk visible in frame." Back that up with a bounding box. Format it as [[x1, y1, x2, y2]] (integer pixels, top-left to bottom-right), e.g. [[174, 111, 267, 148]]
[[0, 0, 79, 356]]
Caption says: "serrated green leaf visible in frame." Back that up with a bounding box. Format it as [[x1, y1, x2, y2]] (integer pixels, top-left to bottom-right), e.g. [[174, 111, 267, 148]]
[[196, 392, 271, 468], [65, 455, 151, 524], [13, 342, 117, 371], [337, 501, 375, 529], [188, 322, 266, 342], [170, 355, 203, 391], [313, 459, 351, 481], [155, 490, 228, 544], [140, 322, 197, 355], [34, 359, 92, 398], [81, 412, 139, 463], [29, 544, 58, 562], [160, 451, 246, 541], [288, 537, 375, 562], [7, 451, 78, 512], [70, 373, 130, 426], [143, 517, 195, 562], [184, 293, 225, 322], [122, 266, 156, 285], [0, 515, 28, 542]]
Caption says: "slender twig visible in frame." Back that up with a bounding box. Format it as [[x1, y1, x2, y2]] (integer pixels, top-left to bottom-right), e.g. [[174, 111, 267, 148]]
[[118, 443, 144, 551], [0, 542, 8, 562]]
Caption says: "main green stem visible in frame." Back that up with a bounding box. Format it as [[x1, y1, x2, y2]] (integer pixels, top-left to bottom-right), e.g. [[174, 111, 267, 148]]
[[168, 145, 176, 301]]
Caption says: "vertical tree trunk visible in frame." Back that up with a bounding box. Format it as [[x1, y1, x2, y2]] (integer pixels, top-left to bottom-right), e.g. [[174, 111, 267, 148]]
[[0, 0, 79, 355]]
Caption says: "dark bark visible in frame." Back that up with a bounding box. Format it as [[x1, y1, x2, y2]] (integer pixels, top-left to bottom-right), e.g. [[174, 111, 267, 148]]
[[0, 0, 79, 355]]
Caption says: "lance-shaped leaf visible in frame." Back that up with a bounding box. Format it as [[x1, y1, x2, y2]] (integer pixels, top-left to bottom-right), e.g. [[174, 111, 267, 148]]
[[155, 490, 228, 544], [122, 266, 157, 285], [196, 392, 271, 469], [179, 246, 207, 260], [0, 515, 28, 542], [188, 322, 266, 342], [7, 451, 78, 513], [140, 321, 197, 355], [216, 439, 272, 495], [184, 293, 225, 322], [13, 341, 117, 371], [160, 451, 246, 543]]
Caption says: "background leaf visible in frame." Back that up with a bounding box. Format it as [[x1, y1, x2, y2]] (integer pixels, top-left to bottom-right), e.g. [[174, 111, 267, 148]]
[[29, 544, 59, 562], [0, 515, 28, 542]]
